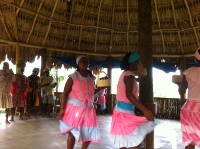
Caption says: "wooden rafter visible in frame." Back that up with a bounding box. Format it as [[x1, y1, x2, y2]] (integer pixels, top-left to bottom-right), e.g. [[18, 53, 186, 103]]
[[43, 0, 59, 46], [154, 0, 166, 54], [1, 0, 52, 20], [0, 9, 12, 40], [78, 0, 88, 51], [16, 0, 25, 15], [94, 0, 102, 52], [126, 0, 130, 52], [170, 0, 184, 54], [0, 43, 12, 46], [109, 0, 115, 54], [1, 0, 200, 62], [26, 0, 44, 43], [63, 0, 74, 49], [0, 38, 195, 58], [2, 0, 200, 34], [184, 0, 200, 46]]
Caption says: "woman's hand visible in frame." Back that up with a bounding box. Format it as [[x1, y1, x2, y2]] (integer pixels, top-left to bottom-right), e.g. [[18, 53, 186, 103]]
[[143, 109, 154, 121], [57, 109, 64, 119]]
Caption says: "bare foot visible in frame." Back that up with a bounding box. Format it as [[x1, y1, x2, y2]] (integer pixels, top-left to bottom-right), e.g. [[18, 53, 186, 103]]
[[5, 120, 10, 124]]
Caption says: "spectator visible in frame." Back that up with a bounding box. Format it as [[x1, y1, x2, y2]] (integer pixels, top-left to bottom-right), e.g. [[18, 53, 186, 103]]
[[10, 60, 27, 121], [26, 68, 41, 119], [0, 62, 14, 124], [40, 68, 57, 117]]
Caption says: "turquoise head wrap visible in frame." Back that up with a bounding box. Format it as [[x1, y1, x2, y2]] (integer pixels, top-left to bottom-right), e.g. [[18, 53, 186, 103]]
[[128, 52, 140, 63]]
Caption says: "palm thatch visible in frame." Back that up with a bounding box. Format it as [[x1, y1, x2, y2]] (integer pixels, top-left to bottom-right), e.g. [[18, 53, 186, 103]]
[[0, 0, 200, 67]]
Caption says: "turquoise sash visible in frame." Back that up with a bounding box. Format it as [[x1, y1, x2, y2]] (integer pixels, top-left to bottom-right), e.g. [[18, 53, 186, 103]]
[[117, 100, 135, 111]]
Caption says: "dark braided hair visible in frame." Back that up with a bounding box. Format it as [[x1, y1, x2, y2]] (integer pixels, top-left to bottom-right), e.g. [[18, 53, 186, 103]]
[[120, 52, 132, 71]]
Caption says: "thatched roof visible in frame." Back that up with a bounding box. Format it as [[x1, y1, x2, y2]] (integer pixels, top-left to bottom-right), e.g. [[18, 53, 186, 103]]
[[0, 0, 200, 67]]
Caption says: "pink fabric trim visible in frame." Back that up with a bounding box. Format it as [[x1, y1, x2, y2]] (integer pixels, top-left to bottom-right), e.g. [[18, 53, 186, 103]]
[[110, 109, 147, 135], [78, 139, 100, 143]]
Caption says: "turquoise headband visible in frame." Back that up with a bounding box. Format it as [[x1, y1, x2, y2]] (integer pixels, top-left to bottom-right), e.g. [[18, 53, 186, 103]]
[[128, 52, 140, 63]]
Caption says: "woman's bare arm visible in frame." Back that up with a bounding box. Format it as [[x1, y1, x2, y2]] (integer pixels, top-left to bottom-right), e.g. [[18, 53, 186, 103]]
[[57, 77, 73, 119], [125, 75, 154, 121], [179, 75, 188, 95]]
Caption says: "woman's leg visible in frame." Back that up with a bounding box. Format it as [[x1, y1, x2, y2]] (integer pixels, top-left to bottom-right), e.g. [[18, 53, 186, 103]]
[[5, 108, 10, 124], [101, 109, 106, 115], [97, 104, 102, 114], [81, 141, 91, 149], [10, 107, 15, 121], [19, 107, 26, 120], [67, 132, 75, 149], [185, 144, 195, 149]]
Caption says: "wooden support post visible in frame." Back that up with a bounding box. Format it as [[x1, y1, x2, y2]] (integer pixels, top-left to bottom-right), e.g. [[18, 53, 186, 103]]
[[180, 58, 186, 107], [106, 56, 112, 114], [138, 0, 154, 149], [15, 44, 19, 72], [15, 44, 20, 116], [40, 48, 47, 77]]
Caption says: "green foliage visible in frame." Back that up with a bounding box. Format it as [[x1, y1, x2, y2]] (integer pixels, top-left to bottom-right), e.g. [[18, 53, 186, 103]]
[[58, 76, 65, 86], [49, 67, 65, 87]]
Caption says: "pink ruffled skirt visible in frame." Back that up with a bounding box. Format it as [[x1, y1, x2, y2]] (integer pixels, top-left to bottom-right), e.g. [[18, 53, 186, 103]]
[[180, 99, 200, 147], [110, 105, 157, 148], [59, 98, 100, 142]]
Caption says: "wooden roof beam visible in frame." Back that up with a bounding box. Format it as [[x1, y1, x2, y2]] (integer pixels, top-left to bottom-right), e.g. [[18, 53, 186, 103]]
[[26, 0, 44, 43], [78, 0, 89, 51], [170, 0, 184, 54], [63, 0, 74, 49], [0, 43, 13, 46], [154, 0, 166, 54], [94, 0, 102, 52], [1, 0, 51, 20], [0, 38, 195, 58], [2, 0, 200, 34], [43, 0, 59, 46], [0, 10, 12, 40], [16, 0, 25, 15], [109, 0, 115, 54], [126, 0, 130, 52], [184, 0, 200, 46]]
